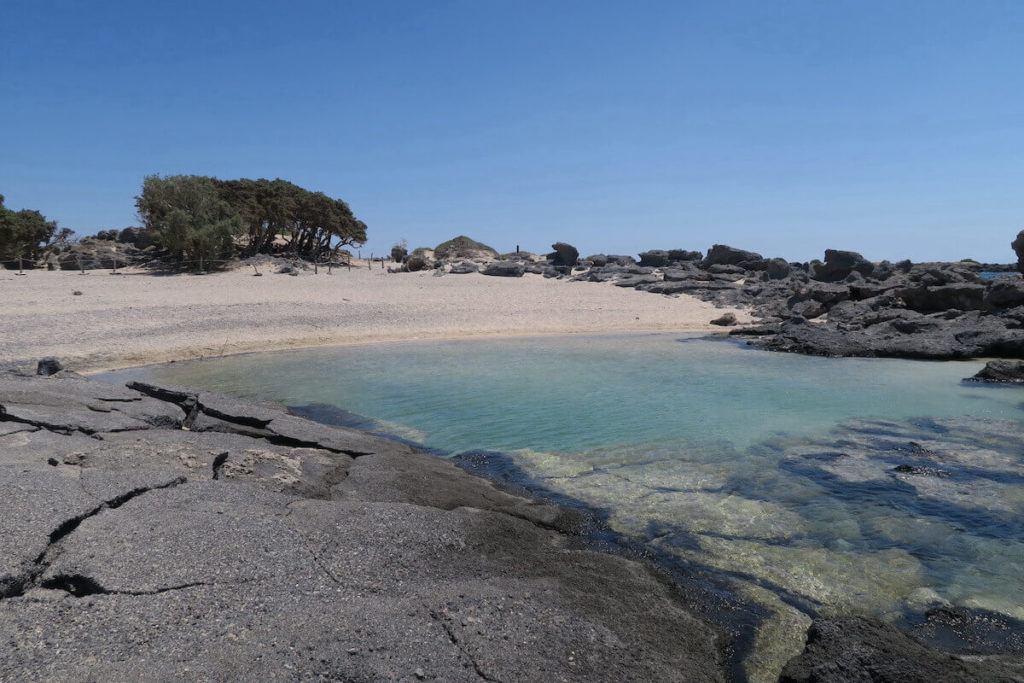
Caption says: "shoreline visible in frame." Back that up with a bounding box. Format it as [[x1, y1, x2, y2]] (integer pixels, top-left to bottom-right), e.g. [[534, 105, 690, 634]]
[[78, 328, 728, 376], [0, 267, 751, 375]]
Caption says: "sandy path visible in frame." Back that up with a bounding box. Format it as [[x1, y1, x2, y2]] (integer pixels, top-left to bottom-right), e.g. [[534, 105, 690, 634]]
[[0, 263, 750, 372]]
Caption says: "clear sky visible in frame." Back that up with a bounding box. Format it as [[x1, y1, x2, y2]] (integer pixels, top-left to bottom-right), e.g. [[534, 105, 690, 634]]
[[2, 1, 1022, 263]]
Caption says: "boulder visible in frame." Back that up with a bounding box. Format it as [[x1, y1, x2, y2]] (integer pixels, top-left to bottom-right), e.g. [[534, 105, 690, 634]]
[[36, 358, 63, 376], [810, 249, 874, 282], [964, 359, 1024, 383], [765, 258, 791, 279], [1012, 230, 1024, 274], [780, 617, 1024, 683], [897, 284, 986, 313], [638, 250, 670, 267], [710, 313, 737, 326], [448, 261, 479, 275], [482, 261, 525, 277], [586, 254, 609, 267], [667, 249, 702, 262], [406, 254, 429, 272], [702, 245, 763, 269], [984, 278, 1024, 309], [548, 242, 579, 267]]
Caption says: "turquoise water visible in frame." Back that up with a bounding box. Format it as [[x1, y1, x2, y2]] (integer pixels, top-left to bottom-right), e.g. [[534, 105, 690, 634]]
[[102, 334, 1024, 679]]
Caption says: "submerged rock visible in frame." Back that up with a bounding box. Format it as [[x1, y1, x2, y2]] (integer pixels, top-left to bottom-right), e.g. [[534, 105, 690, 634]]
[[780, 617, 1024, 683]]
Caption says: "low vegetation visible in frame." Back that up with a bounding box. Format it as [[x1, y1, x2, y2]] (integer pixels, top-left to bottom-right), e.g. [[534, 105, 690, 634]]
[[0, 194, 72, 265]]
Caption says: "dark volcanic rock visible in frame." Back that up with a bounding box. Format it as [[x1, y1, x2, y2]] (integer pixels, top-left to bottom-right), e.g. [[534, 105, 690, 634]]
[[897, 284, 986, 313], [985, 278, 1024, 309], [35, 358, 63, 376], [779, 617, 1024, 683], [614, 274, 660, 288], [702, 244, 763, 269], [662, 266, 706, 282], [765, 258, 791, 279], [586, 254, 609, 267], [406, 254, 429, 272], [667, 249, 702, 262], [448, 261, 479, 274], [1012, 230, 1024, 274], [965, 359, 1024, 383], [710, 313, 737, 326], [0, 372, 728, 682], [638, 250, 670, 267], [810, 249, 874, 282], [482, 261, 525, 277], [548, 242, 579, 266]]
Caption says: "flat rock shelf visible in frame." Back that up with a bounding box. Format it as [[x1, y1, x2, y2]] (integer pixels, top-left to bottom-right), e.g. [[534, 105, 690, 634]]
[[0, 370, 725, 682]]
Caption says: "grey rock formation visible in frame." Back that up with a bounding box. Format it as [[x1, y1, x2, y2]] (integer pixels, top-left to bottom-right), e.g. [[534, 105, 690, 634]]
[[638, 250, 670, 267], [35, 358, 62, 376], [780, 617, 1023, 682], [810, 249, 874, 282], [964, 359, 1024, 383], [482, 261, 526, 277], [667, 249, 702, 262], [0, 370, 727, 682], [548, 242, 579, 266], [406, 254, 429, 271], [710, 313, 737, 326], [1012, 230, 1024, 274], [702, 244, 764, 269]]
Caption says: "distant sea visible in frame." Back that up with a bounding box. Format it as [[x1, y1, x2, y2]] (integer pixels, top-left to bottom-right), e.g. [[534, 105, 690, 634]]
[[101, 333, 1024, 674]]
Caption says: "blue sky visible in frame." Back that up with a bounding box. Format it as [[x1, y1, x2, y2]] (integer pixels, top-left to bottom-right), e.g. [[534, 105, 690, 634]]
[[2, 1, 1022, 262]]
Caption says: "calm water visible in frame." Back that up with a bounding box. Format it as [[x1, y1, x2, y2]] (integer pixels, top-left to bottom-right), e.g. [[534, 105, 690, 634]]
[[102, 334, 1024, 679]]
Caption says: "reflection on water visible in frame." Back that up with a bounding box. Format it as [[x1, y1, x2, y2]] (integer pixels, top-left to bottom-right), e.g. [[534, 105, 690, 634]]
[[101, 334, 1024, 681]]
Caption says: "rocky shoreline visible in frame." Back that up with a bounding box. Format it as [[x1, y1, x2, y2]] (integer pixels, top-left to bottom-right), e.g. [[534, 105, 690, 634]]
[[401, 241, 1024, 362], [3, 365, 1023, 681]]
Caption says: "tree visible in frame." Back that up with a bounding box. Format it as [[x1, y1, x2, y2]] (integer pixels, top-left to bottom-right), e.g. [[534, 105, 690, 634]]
[[135, 175, 242, 269], [0, 194, 60, 265], [214, 178, 365, 259], [139, 175, 367, 263]]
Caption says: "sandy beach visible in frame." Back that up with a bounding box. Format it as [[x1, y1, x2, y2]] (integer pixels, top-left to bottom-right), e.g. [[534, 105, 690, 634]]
[[0, 263, 750, 372]]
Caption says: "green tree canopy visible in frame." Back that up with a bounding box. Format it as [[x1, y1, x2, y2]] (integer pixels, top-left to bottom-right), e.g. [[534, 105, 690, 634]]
[[0, 194, 61, 264], [137, 175, 366, 265], [135, 175, 243, 268]]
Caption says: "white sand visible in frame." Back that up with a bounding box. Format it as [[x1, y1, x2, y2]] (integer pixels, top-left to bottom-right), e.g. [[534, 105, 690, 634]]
[[0, 263, 751, 373]]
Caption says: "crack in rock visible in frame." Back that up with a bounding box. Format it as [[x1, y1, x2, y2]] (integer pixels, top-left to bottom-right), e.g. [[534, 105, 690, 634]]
[[39, 574, 258, 598], [0, 409, 99, 438], [429, 608, 504, 683], [126, 382, 368, 455], [0, 476, 187, 601]]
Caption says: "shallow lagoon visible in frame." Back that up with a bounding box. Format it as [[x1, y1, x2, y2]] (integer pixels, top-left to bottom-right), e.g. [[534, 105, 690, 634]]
[[103, 334, 1024, 679]]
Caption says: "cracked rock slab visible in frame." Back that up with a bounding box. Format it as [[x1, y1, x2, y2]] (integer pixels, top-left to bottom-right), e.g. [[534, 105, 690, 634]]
[[0, 370, 728, 681]]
